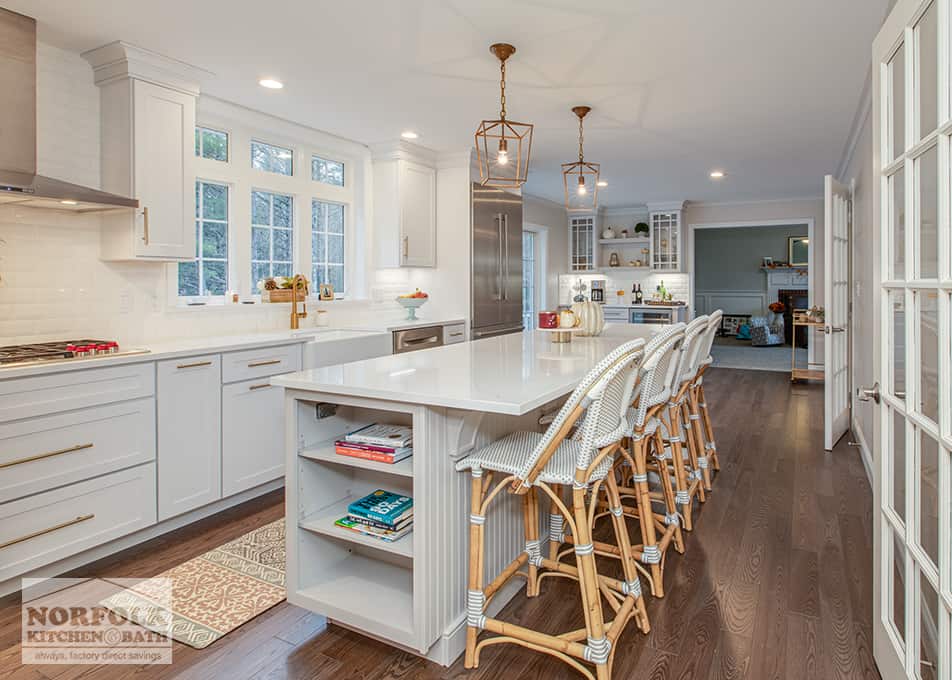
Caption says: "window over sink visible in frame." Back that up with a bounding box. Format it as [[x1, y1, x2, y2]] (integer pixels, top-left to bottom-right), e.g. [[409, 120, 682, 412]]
[[178, 181, 229, 297], [311, 200, 345, 295], [252, 191, 294, 286]]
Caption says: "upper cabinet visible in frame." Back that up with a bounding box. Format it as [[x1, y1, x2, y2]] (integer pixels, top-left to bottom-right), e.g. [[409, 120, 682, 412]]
[[372, 143, 437, 268], [83, 42, 207, 262], [647, 202, 684, 272], [569, 215, 597, 271]]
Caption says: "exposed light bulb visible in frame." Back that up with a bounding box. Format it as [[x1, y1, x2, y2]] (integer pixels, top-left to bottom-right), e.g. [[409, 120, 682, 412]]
[[577, 175, 586, 195], [497, 150, 509, 165]]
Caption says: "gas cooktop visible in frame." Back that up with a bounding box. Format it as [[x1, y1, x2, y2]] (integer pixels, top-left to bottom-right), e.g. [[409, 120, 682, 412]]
[[0, 340, 150, 368]]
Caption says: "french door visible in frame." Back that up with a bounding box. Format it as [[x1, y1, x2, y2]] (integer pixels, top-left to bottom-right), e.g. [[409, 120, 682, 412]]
[[872, 0, 951, 677], [824, 175, 852, 450]]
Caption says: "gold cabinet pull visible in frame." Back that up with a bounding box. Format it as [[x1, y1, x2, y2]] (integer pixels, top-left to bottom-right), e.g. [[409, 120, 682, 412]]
[[176, 360, 212, 369], [248, 383, 271, 391], [142, 207, 150, 244], [0, 443, 93, 470], [0, 514, 95, 551], [248, 359, 281, 368]]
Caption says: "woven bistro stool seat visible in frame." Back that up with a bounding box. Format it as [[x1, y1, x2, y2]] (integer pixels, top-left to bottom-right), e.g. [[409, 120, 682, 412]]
[[689, 310, 723, 481], [455, 338, 648, 680]]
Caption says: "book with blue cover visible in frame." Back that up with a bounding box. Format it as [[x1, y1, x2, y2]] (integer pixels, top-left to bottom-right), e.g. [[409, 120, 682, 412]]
[[347, 489, 413, 525]]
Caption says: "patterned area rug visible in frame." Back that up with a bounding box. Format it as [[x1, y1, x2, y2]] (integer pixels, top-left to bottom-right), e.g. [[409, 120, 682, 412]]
[[102, 519, 285, 649]]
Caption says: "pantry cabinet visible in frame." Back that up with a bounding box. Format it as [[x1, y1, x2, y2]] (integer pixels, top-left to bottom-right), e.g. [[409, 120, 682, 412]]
[[156, 355, 222, 520], [372, 144, 437, 268], [84, 42, 202, 261]]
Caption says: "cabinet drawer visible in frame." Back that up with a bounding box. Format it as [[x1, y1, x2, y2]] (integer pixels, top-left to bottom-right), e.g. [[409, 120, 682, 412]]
[[221, 344, 302, 384], [0, 363, 154, 423], [222, 379, 285, 497], [604, 308, 629, 322], [0, 463, 156, 582], [443, 324, 466, 345], [0, 398, 155, 503]]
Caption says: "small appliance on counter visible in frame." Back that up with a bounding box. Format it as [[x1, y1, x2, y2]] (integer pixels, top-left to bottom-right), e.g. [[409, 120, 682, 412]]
[[590, 279, 605, 302]]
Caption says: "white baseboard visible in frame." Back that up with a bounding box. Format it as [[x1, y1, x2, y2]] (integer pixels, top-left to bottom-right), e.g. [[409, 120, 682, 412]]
[[851, 416, 873, 486], [0, 479, 284, 598]]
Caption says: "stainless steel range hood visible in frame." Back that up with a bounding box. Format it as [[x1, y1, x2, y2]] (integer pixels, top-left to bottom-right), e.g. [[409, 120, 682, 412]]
[[0, 8, 138, 212]]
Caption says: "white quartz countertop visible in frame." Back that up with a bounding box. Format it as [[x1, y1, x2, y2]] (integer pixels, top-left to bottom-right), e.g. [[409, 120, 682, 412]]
[[0, 328, 388, 380], [272, 323, 657, 416]]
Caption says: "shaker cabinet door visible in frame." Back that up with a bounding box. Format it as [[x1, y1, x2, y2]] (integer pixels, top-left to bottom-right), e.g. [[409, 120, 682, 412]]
[[221, 379, 284, 497], [156, 355, 221, 520]]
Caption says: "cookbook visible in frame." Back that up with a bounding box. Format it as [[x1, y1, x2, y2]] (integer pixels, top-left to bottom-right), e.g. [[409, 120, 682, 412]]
[[345, 424, 413, 448]]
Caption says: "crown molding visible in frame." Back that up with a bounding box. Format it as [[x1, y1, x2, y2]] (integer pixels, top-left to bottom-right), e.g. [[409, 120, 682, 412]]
[[685, 196, 823, 209], [646, 200, 686, 212], [836, 68, 872, 181], [369, 139, 438, 165], [82, 41, 211, 96]]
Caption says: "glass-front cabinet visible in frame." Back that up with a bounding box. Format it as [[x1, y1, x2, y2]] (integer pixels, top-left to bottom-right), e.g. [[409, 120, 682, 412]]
[[569, 215, 597, 271], [648, 205, 682, 272]]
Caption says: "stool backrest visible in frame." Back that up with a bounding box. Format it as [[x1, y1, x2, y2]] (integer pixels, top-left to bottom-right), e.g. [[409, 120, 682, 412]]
[[516, 338, 646, 483], [697, 309, 723, 365], [630, 323, 686, 428], [677, 315, 710, 385]]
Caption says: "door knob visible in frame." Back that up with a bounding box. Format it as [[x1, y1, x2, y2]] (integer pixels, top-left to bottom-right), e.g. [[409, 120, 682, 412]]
[[857, 383, 880, 404], [824, 325, 846, 334]]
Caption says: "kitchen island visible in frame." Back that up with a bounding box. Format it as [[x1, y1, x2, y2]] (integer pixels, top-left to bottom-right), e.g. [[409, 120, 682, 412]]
[[272, 324, 656, 665]]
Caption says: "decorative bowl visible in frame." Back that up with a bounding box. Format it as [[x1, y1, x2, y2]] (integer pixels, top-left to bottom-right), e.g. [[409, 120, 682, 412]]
[[396, 296, 427, 320]]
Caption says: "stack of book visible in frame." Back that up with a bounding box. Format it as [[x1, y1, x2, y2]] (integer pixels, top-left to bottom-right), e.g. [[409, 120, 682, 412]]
[[334, 423, 413, 464], [335, 489, 413, 542]]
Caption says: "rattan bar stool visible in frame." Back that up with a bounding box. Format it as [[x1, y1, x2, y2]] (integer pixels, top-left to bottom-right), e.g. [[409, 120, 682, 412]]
[[690, 310, 723, 481], [642, 317, 710, 533], [455, 339, 647, 680]]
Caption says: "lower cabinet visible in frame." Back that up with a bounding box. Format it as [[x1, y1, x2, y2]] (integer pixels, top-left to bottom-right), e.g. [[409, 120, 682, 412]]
[[222, 378, 284, 497], [156, 355, 222, 520]]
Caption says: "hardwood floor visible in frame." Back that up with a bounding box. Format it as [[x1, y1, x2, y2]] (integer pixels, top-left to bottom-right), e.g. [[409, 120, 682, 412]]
[[0, 368, 878, 679]]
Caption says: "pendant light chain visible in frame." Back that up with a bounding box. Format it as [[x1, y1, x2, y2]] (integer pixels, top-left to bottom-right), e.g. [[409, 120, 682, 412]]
[[578, 114, 584, 163], [499, 59, 507, 121]]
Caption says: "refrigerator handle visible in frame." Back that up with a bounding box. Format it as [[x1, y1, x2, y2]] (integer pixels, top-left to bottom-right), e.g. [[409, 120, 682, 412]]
[[503, 213, 509, 301], [496, 213, 504, 301]]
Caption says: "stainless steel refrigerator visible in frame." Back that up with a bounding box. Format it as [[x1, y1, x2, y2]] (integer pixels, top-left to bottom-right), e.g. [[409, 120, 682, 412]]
[[471, 183, 524, 339]]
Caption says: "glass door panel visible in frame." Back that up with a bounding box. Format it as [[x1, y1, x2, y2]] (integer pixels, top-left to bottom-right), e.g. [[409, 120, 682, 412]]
[[892, 408, 908, 522], [890, 45, 906, 163], [915, 1, 939, 139], [917, 429, 939, 567], [917, 290, 939, 423], [916, 145, 939, 279], [892, 168, 907, 279]]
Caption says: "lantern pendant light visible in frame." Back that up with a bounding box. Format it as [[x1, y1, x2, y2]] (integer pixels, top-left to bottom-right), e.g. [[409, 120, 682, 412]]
[[562, 106, 600, 212], [474, 43, 534, 188]]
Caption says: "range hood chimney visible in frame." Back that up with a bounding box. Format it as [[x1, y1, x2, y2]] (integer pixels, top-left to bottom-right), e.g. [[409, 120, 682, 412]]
[[0, 8, 138, 212]]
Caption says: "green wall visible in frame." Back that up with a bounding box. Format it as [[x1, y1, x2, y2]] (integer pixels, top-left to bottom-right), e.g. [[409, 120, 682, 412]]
[[694, 225, 808, 291]]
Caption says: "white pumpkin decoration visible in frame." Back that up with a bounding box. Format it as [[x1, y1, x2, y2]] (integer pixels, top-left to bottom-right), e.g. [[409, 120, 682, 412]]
[[571, 302, 605, 336]]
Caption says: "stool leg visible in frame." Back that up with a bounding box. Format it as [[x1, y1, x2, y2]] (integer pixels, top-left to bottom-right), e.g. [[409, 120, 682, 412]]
[[698, 384, 720, 471], [603, 473, 650, 634], [630, 437, 664, 597], [523, 489, 541, 597], [650, 429, 685, 554], [572, 484, 611, 680], [464, 469, 486, 669], [688, 387, 712, 491], [548, 483, 566, 561], [679, 400, 706, 504], [664, 406, 694, 531]]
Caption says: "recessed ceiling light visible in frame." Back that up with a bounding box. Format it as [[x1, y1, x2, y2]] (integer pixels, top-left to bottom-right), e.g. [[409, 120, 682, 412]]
[[709, 170, 726, 179], [60, 199, 78, 205], [596, 180, 608, 187], [259, 78, 284, 90], [400, 131, 419, 140]]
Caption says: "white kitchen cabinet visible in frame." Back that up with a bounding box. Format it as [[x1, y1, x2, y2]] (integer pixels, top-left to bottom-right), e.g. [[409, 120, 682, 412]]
[[569, 215, 597, 271], [647, 203, 683, 272], [84, 42, 201, 262], [373, 148, 437, 268], [156, 355, 221, 520], [222, 379, 284, 497]]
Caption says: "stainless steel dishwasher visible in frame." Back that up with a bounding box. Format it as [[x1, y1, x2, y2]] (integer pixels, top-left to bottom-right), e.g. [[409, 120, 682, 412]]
[[392, 326, 445, 354]]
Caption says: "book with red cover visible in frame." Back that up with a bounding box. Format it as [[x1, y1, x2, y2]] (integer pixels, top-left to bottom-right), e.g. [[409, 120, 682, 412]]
[[333, 439, 411, 455], [335, 445, 412, 464]]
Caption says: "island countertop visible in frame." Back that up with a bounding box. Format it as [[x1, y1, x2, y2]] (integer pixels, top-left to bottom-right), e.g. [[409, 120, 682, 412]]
[[271, 323, 656, 415]]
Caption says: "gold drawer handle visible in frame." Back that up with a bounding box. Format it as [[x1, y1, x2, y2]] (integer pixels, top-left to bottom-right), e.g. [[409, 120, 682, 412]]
[[248, 359, 282, 368], [0, 514, 95, 551], [142, 207, 150, 244], [248, 383, 271, 391], [0, 443, 93, 470], [449, 332, 463, 337], [177, 360, 212, 369]]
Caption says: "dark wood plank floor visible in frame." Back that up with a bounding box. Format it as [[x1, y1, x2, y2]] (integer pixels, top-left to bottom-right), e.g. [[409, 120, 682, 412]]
[[0, 368, 878, 679]]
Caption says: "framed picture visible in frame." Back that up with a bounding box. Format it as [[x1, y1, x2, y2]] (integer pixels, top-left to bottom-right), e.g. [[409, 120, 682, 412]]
[[318, 283, 334, 300], [761, 256, 773, 267], [788, 236, 809, 266]]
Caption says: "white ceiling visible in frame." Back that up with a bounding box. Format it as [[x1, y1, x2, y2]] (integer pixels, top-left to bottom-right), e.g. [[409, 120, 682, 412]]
[[6, 0, 890, 208]]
